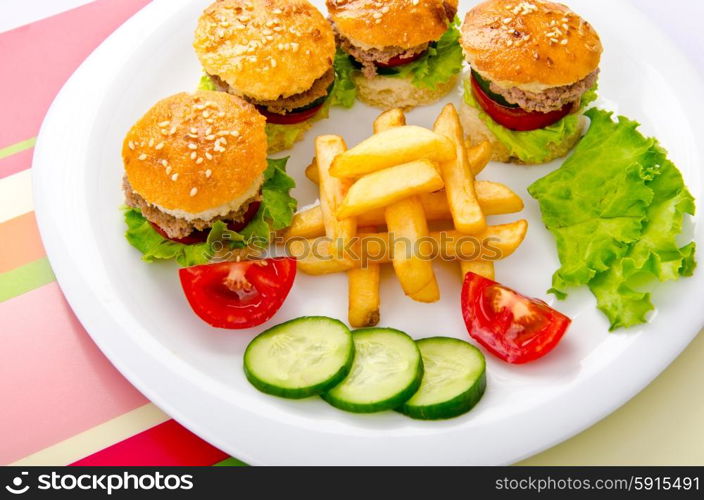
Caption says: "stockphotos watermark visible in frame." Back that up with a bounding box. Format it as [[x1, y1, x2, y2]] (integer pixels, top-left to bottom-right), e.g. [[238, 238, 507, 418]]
[[205, 232, 504, 266], [4, 470, 193, 496]]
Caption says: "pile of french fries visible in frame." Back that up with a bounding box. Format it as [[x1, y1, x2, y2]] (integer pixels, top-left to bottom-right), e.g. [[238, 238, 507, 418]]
[[284, 105, 528, 327]]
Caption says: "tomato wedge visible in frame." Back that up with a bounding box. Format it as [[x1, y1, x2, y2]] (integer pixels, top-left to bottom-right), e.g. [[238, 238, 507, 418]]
[[179, 257, 297, 329], [461, 273, 571, 364], [150, 201, 261, 245], [470, 74, 573, 132], [375, 50, 426, 68], [258, 102, 324, 125]]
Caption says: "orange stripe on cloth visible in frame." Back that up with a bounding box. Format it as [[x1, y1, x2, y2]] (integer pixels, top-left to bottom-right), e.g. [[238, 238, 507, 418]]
[[0, 212, 46, 273]]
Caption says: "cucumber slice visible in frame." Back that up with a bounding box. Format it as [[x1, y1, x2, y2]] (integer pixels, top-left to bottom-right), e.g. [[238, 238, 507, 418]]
[[322, 328, 423, 413], [244, 316, 354, 399], [398, 337, 486, 420]]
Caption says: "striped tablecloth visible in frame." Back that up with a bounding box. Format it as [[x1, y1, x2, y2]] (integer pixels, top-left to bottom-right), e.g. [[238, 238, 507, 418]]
[[0, 0, 240, 467], [2, 0, 703, 467]]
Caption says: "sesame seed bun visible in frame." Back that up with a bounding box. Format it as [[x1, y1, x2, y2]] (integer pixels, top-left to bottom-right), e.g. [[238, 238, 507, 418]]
[[353, 72, 457, 110], [460, 0, 602, 92], [122, 91, 267, 217], [194, 0, 336, 102], [459, 98, 584, 164], [327, 0, 452, 50]]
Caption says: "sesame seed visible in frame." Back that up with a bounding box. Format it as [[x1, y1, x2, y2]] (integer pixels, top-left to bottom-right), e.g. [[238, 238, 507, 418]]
[[291, 43, 299, 52], [158, 120, 170, 127], [373, 12, 382, 19], [204, 152, 213, 160], [503, 17, 512, 24], [238, 15, 250, 22], [138, 153, 147, 160], [205, 127, 212, 135], [560, 39, 568, 45], [190, 151, 197, 160], [196, 157, 204, 165], [155, 142, 164, 150], [202, 110, 211, 118], [188, 143, 197, 150], [217, 111, 225, 117], [270, 59, 277, 68], [169, 126, 177, 135], [160, 129, 168, 135], [128, 141, 135, 150], [148, 138, 154, 147], [230, 130, 240, 137], [206, 134, 216, 141], [205, 169, 212, 178], [190, 187, 198, 197], [272, 8, 282, 14], [161, 159, 169, 167], [206, 118, 214, 124], [171, 173, 179, 181], [190, 127, 197, 134], [166, 166, 172, 174], [194, 104, 205, 110]]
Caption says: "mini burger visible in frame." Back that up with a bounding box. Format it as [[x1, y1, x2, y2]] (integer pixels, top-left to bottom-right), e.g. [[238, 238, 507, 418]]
[[194, 0, 337, 153], [122, 91, 296, 265], [460, 0, 602, 164], [327, 0, 462, 110]]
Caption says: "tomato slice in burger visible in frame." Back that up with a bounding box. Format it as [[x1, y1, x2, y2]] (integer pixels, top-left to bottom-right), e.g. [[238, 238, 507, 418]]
[[470, 73, 573, 132], [258, 101, 324, 125], [179, 257, 297, 329], [461, 273, 571, 364]]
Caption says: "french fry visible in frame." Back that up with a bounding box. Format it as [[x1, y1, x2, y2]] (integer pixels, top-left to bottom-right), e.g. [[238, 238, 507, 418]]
[[305, 158, 319, 184], [434, 221, 528, 261], [346, 110, 407, 327], [357, 221, 528, 264], [433, 104, 486, 234], [316, 135, 357, 260], [290, 222, 528, 275], [283, 205, 324, 240], [373, 108, 406, 134], [385, 197, 440, 301], [330, 126, 455, 178], [460, 260, 495, 280], [336, 160, 445, 219], [285, 182, 523, 241], [287, 237, 355, 275], [347, 226, 381, 328], [467, 141, 492, 176]]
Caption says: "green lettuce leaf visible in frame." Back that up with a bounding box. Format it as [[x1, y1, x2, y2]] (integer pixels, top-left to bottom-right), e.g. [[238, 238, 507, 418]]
[[388, 17, 463, 89], [463, 79, 598, 164], [528, 108, 696, 329], [197, 73, 217, 91], [123, 158, 297, 266], [330, 48, 357, 108]]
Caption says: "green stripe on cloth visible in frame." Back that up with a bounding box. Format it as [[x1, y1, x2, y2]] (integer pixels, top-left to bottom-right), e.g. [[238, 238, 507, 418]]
[[0, 257, 55, 302], [0, 137, 36, 160], [214, 457, 247, 466]]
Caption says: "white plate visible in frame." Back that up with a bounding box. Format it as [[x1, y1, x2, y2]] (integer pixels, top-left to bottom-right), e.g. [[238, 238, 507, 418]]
[[33, 0, 704, 465]]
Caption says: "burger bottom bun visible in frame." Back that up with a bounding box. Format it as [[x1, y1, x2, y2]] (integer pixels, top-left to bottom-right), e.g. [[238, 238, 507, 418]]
[[459, 101, 585, 165], [354, 72, 457, 111]]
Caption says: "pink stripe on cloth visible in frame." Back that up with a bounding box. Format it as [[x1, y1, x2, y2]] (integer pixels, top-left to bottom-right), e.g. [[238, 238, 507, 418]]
[[0, 282, 148, 465], [0, 0, 151, 148], [0, 147, 33, 179]]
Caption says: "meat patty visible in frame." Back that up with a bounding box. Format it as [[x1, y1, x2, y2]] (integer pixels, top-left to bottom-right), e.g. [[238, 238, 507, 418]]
[[332, 21, 428, 79], [490, 69, 599, 113], [123, 177, 258, 240], [208, 69, 334, 115]]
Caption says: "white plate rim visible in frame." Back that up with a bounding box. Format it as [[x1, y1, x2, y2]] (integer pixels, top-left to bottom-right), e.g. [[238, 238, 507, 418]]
[[32, 0, 704, 465]]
